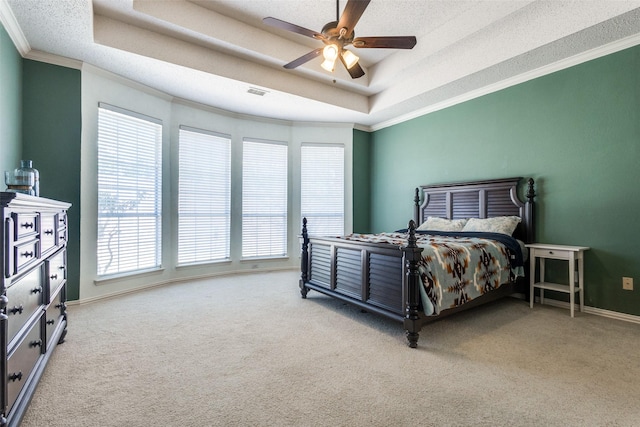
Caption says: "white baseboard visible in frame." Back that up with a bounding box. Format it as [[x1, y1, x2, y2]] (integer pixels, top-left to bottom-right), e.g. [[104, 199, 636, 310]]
[[530, 297, 640, 324]]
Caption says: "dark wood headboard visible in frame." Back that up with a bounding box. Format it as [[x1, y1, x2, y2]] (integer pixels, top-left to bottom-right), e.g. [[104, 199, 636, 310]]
[[413, 177, 536, 243]]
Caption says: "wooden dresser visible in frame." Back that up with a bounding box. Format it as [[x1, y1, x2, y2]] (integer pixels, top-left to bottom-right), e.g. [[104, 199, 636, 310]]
[[0, 192, 70, 426]]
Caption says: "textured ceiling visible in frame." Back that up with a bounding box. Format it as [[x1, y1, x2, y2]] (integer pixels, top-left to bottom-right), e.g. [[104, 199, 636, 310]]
[[3, 0, 640, 129]]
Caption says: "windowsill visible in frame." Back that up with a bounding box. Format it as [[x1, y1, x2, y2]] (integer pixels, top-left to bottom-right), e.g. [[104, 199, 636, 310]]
[[176, 259, 232, 269], [240, 256, 290, 263], [94, 267, 165, 286]]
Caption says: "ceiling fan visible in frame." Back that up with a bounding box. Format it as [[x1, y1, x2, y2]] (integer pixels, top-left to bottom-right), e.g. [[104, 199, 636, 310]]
[[263, 0, 417, 79]]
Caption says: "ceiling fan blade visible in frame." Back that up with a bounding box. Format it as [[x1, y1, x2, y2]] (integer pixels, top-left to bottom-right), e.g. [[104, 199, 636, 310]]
[[263, 17, 323, 40], [339, 55, 365, 79], [283, 48, 323, 69], [352, 36, 417, 49], [337, 0, 371, 39]]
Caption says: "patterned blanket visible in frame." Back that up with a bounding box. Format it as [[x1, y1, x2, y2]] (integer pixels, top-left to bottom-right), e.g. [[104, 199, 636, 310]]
[[337, 231, 524, 316]]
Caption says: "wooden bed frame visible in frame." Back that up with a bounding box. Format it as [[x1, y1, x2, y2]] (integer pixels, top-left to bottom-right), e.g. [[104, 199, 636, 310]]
[[299, 177, 536, 348]]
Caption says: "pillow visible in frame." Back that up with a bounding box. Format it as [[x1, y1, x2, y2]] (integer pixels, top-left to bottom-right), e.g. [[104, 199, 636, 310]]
[[417, 216, 468, 232], [462, 216, 521, 236]]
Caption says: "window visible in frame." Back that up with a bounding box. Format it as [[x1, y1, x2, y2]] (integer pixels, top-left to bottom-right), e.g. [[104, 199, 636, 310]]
[[242, 139, 288, 258], [97, 104, 162, 276], [301, 143, 344, 236], [178, 126, 231, 264]]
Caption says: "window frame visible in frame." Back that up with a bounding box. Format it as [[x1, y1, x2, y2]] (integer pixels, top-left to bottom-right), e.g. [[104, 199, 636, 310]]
[[300, 142, 345, 237], [96, 103, 163, 278], [177, 125, 232, 266], [241, 138, 289, 259]]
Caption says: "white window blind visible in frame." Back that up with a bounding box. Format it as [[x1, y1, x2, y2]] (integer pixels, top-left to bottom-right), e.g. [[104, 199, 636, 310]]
[[97, 104, 162, 276], [178, 126, 231, 264], [242, 139, 288, 258], [301, 143, 345, 236]]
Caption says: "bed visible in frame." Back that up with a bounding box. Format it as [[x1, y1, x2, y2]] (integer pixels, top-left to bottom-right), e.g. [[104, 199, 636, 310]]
[[299, 177, 536, 348]]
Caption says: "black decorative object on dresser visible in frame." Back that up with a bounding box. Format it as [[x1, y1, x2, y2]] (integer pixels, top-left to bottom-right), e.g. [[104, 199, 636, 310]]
[[1, 192, 70, 427]]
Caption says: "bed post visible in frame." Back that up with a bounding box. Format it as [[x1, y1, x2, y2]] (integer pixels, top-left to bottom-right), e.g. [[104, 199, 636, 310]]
[[403, 220, 424, 348], [300, 217, 310, 298], [524, 178, 536, 243], [414, 187, 421, 224]]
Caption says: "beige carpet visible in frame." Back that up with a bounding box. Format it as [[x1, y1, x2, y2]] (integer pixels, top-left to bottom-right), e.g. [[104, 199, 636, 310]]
[[20, 270, 640, 426]]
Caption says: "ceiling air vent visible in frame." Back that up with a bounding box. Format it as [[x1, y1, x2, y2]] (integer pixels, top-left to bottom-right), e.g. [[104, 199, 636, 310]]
[[247, 87, 268, 96]]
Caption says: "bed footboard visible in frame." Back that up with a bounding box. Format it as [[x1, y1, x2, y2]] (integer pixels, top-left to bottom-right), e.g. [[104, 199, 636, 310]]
[[299, 219, 423, 347]]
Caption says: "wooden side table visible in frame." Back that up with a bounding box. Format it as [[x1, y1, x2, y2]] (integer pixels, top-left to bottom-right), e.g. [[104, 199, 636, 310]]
[[526, 243, 590, 317]]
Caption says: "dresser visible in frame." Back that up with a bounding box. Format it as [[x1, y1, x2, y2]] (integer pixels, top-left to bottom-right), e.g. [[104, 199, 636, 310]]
[[0, 192, 70, 426]]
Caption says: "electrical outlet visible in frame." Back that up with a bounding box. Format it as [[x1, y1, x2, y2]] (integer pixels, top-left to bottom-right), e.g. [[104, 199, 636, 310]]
[[622, 277, 633, 291]]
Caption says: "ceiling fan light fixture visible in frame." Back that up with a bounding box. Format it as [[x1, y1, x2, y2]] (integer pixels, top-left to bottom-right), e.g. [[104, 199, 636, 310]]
[[321, 43, 340, 72], [321, 58, 337, 72], [322, 44, 339, 61], [263, 0, 417, 79], [341, 49, 359, 69]]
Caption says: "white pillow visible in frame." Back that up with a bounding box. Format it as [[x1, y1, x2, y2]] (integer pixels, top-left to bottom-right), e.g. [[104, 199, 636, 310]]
[[462, 216, 521, 236], [417, 216, 468, 232]]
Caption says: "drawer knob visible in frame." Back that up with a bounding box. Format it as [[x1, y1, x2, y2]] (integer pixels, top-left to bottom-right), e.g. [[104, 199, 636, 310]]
[[21, 251, 34, 258], [29, 340, 43, 348], [44, 229, 54, 235], [8, 372, 23, 382], [9, 371, 22, 382], [21, 222, 34, 229], [31, 287, 43, 294], [47, 319, 55, 325], [50, 274, 58, 280], [9, 305, 24, 315]]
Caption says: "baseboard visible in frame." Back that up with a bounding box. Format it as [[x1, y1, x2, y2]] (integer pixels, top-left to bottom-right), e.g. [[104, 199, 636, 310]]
[[529, 297, 640, 325]]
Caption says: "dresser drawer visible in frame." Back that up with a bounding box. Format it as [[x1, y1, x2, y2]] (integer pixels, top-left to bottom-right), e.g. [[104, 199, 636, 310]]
[[12, 238, 40, 276], [7, 321, 43, 414], [57, 213, 67, 245], [6, 266, 43, 345], [40, 213, 57, 256], [46, 249, 66, 301], [44, 288, 65, 350], [57, 226, 67, 247], [11, 212, 39, 241]]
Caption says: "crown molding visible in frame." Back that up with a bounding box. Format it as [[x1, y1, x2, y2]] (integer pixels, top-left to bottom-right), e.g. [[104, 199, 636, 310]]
[[24, 49, 83, 70], [1, 3, 81, 70], [0, 1, 30, 55], [370, 32, 640, 132]]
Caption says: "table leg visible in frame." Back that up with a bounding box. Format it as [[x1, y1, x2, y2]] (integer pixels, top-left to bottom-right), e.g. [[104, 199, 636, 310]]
[[578, 256, 584, 313], [530, 253, 536, 308], [540, 257, 545, 305], [569, 253, 575, 317]]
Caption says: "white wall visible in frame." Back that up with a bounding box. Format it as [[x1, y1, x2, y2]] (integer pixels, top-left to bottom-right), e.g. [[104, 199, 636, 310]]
[[80, 65, 353, 302]]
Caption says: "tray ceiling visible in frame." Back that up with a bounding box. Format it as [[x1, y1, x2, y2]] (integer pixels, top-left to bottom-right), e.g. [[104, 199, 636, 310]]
[[4, 0, 640, 129]]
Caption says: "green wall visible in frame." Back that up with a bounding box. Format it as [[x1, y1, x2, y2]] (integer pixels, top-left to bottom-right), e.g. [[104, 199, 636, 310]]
[[369, 45, 640, 316], [22, 60, 81, 301], [0, 24, 22, 172], [352, 128, 371, 233]]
